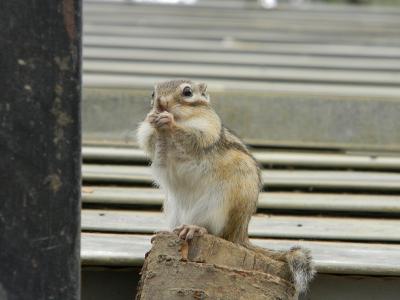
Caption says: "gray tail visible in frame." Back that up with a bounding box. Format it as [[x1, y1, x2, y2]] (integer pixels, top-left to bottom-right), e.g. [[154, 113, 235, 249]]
[[286, 246, 316, 293]]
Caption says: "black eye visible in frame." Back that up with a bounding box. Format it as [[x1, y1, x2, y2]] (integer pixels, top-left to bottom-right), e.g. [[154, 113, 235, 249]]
[[151, 91, 155, 98], [182, 87, 193, 97]]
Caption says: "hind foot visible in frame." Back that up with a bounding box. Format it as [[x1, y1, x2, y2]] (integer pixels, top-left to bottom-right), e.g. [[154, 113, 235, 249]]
[[173, 224, 208, 241]]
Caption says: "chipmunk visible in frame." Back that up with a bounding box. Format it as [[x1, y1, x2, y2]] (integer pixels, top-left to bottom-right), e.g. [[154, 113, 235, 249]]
[[137, 79, 315, 293]]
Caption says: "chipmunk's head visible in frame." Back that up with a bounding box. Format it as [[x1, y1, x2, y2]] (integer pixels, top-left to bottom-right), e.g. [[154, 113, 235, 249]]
[[151, 79, 210, 119]]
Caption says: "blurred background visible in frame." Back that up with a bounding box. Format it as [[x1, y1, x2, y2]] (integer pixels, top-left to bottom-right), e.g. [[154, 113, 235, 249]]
[[81, 0, 400, 299]]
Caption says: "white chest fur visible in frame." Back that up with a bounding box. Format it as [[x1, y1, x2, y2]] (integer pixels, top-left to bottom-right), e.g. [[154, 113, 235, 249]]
[[151, 155, 227, 236]]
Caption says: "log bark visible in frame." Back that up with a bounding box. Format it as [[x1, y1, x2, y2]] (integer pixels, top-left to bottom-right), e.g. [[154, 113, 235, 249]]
[[136, 232, 296, 300]]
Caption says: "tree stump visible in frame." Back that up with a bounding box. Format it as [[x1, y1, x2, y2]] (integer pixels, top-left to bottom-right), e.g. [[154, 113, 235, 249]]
[[136, 232, 296, 300]]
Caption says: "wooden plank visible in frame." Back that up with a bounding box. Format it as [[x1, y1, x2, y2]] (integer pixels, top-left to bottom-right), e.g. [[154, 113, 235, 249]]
[[83, 36, 400, 58], [82, 164, 151, 184], [81, 209, 400, 242], [82, 19, 399, 33], [82, 164, 400, 191], [84, 14, 400, 35], [82, 146, 400, 170], [83, 60, 400, 86], [83, 74, 400, 98], [82, 186, 400, 213], [83, 146, 147, 163], [81, 232, 400, 275], [83, 28, 400, 48], [83, 7, 400, 26], [83, 47, 400, 71], [84, 22, 400, 45], [85, 14, 399, 39], [83, 1, 400, 18]]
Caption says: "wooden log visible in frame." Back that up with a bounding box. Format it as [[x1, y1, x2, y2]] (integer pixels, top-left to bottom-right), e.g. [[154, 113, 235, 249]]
[[136, 232, 296, 300]]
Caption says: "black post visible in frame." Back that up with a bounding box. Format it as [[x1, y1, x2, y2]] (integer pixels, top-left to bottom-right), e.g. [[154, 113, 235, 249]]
[[0, 1, 81, 299]]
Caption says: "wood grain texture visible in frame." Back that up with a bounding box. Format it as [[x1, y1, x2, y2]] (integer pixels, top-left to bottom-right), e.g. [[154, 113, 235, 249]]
[[136, 233, 296, 300]]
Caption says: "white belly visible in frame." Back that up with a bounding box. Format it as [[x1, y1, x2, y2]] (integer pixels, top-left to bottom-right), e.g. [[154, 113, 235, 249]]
[[151, 158, 227, 236]]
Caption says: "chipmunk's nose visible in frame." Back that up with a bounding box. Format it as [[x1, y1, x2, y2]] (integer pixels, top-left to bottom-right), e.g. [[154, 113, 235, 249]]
[[156, 97, 168, 112]]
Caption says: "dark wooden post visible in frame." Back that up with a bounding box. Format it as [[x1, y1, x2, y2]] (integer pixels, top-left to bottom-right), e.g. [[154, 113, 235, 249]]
[[0, 0, 81, 299]]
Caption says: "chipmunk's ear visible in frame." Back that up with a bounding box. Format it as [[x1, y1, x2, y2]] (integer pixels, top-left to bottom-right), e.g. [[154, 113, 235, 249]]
[[198, 83, 207, 93], [198, 83, 210, 103]]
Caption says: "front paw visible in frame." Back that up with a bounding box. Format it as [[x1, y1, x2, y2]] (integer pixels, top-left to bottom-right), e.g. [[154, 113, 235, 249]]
[[154, 111, 175, 130]]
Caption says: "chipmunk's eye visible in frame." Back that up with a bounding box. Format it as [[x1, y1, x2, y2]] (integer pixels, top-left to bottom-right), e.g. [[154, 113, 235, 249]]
[[202, 92, 207, 98], [151, 91, 155, 98], [182, 87, 193, 97]]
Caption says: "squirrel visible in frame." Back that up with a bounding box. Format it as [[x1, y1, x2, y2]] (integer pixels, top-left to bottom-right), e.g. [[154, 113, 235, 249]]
[[137, 79, 315, 293]]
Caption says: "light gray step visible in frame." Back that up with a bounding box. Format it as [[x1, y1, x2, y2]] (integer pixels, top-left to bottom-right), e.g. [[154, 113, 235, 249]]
[[83, 2, 400, 24], [81, 209, 400, 242], [82, 186, 400, 213], [81, 232, 400, 276], [83, 60, 400, 86], [83, 27, 400, 48], [82, 146, 400, 170], [82, 164, 400, 191], [83, 36, 400, 58], [83, 20, 400, 37], [84, 13, 400, 35], [82, 88, 400, 151], [83, 1, 400, 19]]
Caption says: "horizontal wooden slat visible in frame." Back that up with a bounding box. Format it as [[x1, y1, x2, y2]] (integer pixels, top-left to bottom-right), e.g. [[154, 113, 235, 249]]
[[83, 47, 400, 71], [84, 14, 400, 35], [83, 74, 400, 98], [83, 60, 400, 86], [81, 232, 400, 275], [84, 33, 400, 50], [83, 12, 400, 30], [82, 186, 400, 213], [81, 209, 400, 242], [82, 146, 400, 170], [83, 11, 400, 30], [83, 146, 147, 163], [83, 1, 400, 19], [83, 36, 400, 58], [82, 164, 400, 191]]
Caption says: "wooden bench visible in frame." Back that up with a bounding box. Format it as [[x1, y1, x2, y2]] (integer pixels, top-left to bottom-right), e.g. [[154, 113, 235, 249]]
[[81, 1, 400, 299], [81, 145, 400, 298]]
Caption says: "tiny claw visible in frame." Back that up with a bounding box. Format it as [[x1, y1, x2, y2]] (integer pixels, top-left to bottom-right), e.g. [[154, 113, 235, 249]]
[[173, 224, 208, 241]]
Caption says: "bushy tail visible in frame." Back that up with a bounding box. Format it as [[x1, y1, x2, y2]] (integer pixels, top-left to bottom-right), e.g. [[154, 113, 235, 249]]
[[244, 243, 315, 294], [286, 246, 316, 293]]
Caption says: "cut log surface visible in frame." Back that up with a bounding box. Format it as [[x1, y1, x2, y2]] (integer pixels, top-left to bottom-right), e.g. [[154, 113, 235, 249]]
[[136, 232, 296, 300]]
